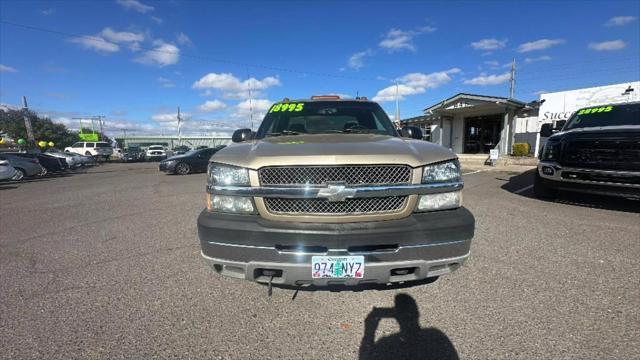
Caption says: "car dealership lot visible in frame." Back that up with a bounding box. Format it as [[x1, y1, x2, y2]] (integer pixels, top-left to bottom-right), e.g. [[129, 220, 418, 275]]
[[1, 163, 638, 359]]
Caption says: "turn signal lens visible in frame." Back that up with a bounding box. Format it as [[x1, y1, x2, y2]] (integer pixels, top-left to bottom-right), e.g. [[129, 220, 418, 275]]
[[208, 194, 255, 214]]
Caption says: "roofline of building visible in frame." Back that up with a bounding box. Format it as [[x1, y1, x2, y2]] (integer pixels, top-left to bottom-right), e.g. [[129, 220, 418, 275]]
[[423, 92, 527, 113]]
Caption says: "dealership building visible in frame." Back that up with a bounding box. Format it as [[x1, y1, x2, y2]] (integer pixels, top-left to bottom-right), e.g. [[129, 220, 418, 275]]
[[401, 81, 639, 156]]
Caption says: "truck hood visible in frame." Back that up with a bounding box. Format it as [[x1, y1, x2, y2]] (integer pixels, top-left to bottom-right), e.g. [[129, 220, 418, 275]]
[[211, 134, 456, 169]]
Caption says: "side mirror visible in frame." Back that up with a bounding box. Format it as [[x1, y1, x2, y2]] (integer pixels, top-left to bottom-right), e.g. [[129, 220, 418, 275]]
[[401, 126, 423, 140], [232, 128, 253, 143], [539, 123, 553, 137], [554, 120, 566, 131]]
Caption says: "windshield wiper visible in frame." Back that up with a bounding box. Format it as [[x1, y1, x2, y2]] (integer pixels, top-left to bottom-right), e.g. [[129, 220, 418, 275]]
[[266, 130, 300, 137], [343, 128, 375, 133]]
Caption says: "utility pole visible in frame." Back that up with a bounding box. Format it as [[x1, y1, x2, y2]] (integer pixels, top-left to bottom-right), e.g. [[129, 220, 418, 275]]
[[394, 80, 401, 128], [247, 69, 254, 131], [21, 96, 37, 151], [177, 106, 182, 146], [509, 58, 516, 99]]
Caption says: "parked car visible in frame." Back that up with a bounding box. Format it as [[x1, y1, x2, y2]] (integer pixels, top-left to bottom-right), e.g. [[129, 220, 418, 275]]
[[66, 152, 97, 166], [145, 145, 167, 161], [0, 158, 17, 181], [535, 101, 640, 200], [9, 152, 68, 173], [0, 153, 45, 180], [45, 150, 82, 168], [121, 147, 145, 162], [64, 141, 113, 160], [159, 146, 226, 175]]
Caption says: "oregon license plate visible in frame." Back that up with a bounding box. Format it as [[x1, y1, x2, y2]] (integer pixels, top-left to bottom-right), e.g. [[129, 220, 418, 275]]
[[311, 256, 364, 279]]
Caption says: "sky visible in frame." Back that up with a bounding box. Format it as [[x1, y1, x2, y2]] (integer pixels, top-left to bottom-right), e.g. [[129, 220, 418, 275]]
[[0, 0, 639, 136]]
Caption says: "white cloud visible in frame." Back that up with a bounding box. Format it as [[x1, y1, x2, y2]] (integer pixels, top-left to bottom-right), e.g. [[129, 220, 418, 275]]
[[232, 99, 273, 123], [517, 39, 565, 53], [524, 55, 552, 63], [484, 60, 500, 67], [70, 36, 119, 53], [0, 64, 18, 73], [152, 112, 190, 123], [588, 40, 626, 51], [471, 38, 507, 51], [116, 0, 154, 13], [379, 26, 436, 52], [100, 27, 144, 43], [192, 73, 280, 98], [156, 77, 175, 88], [347, 49, 373, 70], [134, 40, 180, 66], [198, 100, 227, 113], [176, 32, 193, 46], [533, 90, 547, 96], [605, 16, 637, 27], [372, 68, 460, 102], [463, 72, 511, 86], [150, 16, 163, 24], [39, 8, 55, 15]]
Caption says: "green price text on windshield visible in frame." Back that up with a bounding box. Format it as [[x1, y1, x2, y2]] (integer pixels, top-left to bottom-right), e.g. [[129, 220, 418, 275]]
[[269, 103, 304, 113], [577, 106, 613, 115]]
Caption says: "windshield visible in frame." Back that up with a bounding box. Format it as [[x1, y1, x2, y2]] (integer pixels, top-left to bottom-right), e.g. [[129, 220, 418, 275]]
[[564, 103, 640, 130], [96, 143, 111, 147], [255, 101, 397, 139], [149, 146, 163, 150]]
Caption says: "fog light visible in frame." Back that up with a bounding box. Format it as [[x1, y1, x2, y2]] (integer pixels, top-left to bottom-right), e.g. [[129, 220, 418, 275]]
[[416, 191, 461, 212], [542, 166, 555, 176], [208, 194, 255, 214]]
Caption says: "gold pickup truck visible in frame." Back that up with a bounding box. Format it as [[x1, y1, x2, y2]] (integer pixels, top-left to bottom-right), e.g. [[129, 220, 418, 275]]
[[197, 96, 474, 288]]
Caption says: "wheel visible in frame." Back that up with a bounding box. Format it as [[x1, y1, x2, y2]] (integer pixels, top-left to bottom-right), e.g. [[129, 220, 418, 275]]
[[533, 172, 558, 199], [175, 162, 191, 175], [85, 151, 91, 156], [39, 167, 48, 177], [11, 168, 25, 181]]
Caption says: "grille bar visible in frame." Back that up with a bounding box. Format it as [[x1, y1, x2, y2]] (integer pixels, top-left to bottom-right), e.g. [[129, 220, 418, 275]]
[[259, 165, 412, 186], [264, 196, 408, 215]]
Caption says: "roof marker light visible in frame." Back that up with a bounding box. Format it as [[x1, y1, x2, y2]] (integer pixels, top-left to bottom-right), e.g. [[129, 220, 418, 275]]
[[311, 95, 341, 100]]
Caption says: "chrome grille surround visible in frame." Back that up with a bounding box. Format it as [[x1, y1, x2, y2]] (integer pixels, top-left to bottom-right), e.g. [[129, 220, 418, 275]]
[[264, 196, 408, 215], [258, 165, 412, 187]]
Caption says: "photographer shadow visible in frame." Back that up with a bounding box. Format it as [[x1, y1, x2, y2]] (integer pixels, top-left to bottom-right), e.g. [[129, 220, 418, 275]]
[[359, 293, 458, 360]]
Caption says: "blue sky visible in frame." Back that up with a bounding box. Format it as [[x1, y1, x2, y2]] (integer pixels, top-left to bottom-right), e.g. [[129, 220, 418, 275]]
[[1, 0, 639, 136]]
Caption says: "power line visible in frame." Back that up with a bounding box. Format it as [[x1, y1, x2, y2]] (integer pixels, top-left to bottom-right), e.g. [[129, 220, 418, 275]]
[[0, 19, 383, 82]]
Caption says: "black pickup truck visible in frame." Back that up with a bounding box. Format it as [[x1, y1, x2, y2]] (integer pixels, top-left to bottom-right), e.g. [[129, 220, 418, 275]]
[[535, 101, 640, 199]]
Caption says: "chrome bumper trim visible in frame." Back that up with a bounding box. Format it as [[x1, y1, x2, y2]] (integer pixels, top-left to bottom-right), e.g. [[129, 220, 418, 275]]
[[538, 161, 640, 188], [206, 181, 463, 199]]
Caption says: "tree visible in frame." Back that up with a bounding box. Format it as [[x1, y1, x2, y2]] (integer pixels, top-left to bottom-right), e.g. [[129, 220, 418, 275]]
[[0, 108, 77, 149]]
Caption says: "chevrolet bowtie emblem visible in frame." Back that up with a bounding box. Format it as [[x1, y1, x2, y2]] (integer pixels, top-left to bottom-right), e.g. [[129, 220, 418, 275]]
[[317, 183, 356, 202]]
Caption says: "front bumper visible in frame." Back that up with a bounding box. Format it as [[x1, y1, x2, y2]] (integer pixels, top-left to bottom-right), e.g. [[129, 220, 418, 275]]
[[538, 161, 640, 199], [158, 162, 176, 173], [197, 207, 474, 286], [147, 155, 167, 161]]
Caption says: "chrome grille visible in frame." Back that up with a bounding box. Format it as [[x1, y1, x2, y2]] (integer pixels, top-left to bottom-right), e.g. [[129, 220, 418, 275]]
[[264, 196, 407, 215], [259, 165, 412, 186]]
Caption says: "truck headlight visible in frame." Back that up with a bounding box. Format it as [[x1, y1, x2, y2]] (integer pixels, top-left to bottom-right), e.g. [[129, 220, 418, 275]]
[[422, 160, 461, 183], [540, 141, 560, 161], [207, 163, 250, 186], [416, 191, 462, 212], [207, 194, 255, 214]]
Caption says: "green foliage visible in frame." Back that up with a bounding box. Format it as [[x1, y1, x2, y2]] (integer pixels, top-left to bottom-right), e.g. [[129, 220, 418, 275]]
[[512, 142, 531, 157]]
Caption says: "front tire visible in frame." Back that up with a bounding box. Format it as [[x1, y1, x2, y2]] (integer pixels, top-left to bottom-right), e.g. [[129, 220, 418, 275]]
[[534, 172, 558, 199], [175, 162, 191, 175], [11, 168, 26, 181]]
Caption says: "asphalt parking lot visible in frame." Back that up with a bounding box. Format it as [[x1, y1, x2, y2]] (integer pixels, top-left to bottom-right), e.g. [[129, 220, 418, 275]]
[[1, 163, 638, 359]]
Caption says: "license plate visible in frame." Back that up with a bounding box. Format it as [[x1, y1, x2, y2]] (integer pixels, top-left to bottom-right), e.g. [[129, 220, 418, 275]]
[[311, 256, 364, 279]]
